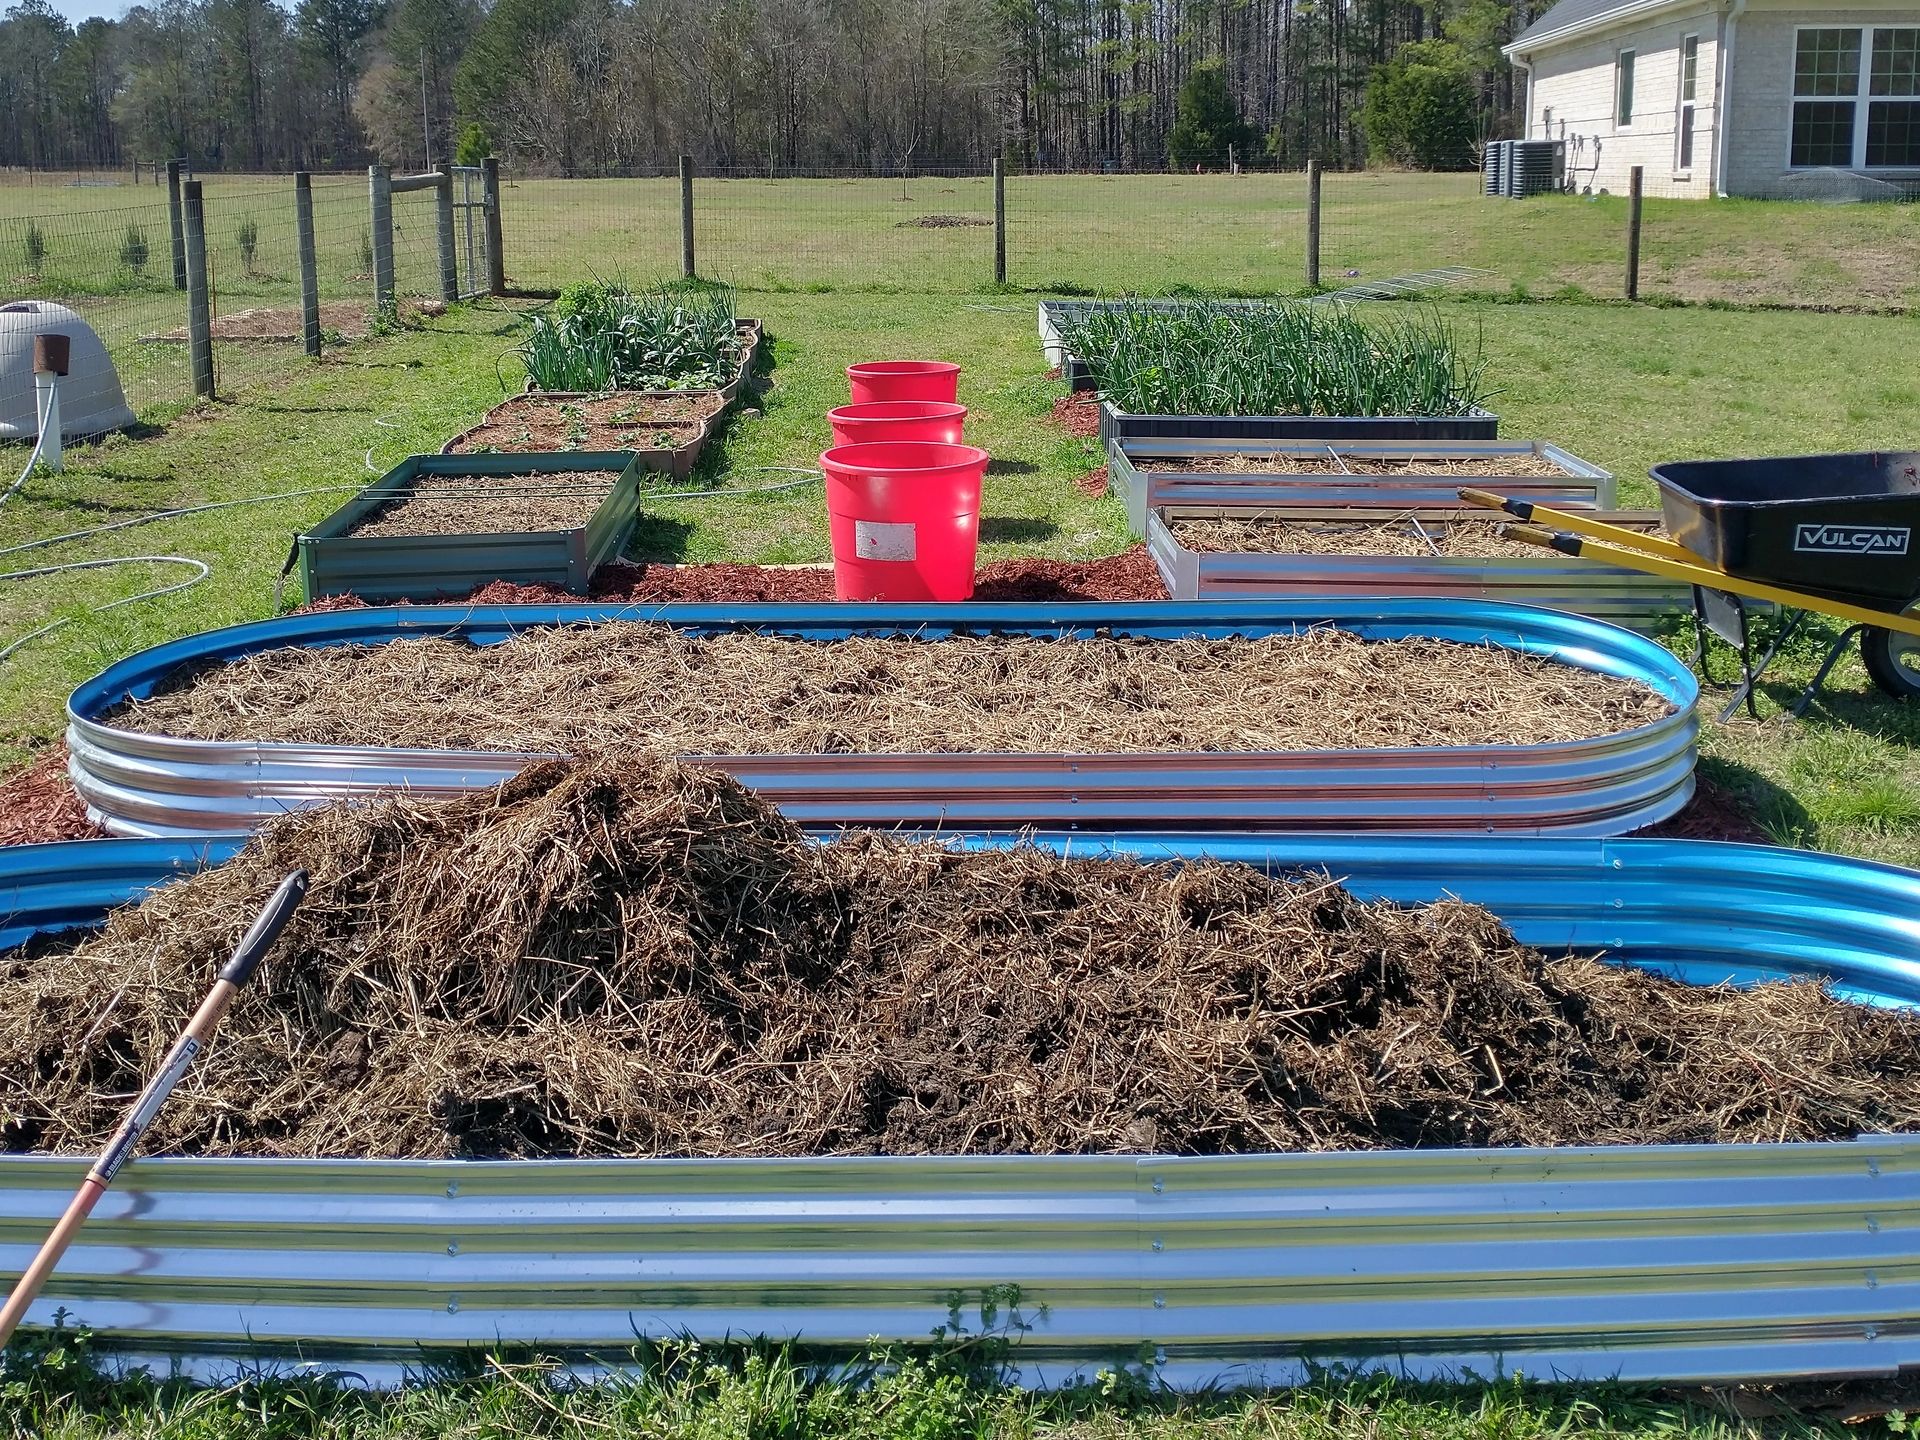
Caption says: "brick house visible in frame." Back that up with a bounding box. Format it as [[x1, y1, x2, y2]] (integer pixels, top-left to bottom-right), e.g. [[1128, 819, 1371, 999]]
[[1503, 0, 1920, 196]]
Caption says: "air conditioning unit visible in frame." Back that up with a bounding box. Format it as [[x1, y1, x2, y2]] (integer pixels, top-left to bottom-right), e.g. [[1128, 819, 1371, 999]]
[[1481, 140, 1509, 197], [1506, 139, 1566, 197]]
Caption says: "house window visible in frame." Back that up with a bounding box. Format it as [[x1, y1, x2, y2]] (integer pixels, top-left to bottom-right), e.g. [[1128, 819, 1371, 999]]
[[1677, 35, 1699, 170], [1792, 25, 1920, 168], [1616, 49, 1636, 126]]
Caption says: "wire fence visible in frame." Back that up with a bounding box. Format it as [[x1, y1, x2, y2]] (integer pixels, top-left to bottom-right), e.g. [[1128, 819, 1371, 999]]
[[4, 163, 1917, 446]]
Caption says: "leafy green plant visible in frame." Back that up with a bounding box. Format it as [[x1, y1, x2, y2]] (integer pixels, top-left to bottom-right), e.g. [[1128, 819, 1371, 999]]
[[1058, 298, 1495, 419], [118, 222, 150, 275], [518, 280, 742, 393], [22, 221, 46, 277], [455, 122, 493, 167], [236, 216, 259, 274]]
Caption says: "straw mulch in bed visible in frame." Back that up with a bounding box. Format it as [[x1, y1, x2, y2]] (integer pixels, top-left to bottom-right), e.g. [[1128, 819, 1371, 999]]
[[1169, 515, 1561, 559], [1141, 453, 1566, 477], [4, 755, 1915, 1161], [113, 624, 1673, 754], [346, 470, 624, 539]]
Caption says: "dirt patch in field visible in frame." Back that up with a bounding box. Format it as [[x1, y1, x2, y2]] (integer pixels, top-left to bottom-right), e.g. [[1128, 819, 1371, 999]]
[[1048, 394, 1102, 439], [897, 214, 991, 228], [1143, 453, 1569, 477], [4, 755, 1914, 1160], [447, 392, 723, 455], [1169, 514, 1567, 559], [0, 746, 99, 848], [145, 299, 444, 344], [116, 623, 1670, 755], [346, 470, 623, 538]]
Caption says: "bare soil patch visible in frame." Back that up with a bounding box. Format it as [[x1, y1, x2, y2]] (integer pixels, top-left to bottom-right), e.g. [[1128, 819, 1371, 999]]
[[115, 624, 1670, 754], [145, 299, 442, 344], [3, 755, 1912, 1160], [447, 392, 723, 455], [1143, 452, 1569, 477], [897, 214, 991, 228], [346, 469, 623, 539]]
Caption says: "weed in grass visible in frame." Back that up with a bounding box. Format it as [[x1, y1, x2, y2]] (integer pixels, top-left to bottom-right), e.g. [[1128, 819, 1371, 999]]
[[21, 220, 45, 278], [116, 223, 149, 276], [235, 216, 259, 275]]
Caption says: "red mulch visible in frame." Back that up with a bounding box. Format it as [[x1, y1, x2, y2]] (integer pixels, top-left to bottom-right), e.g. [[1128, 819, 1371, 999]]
[[1638, 776, 1774, 845], [1048, 394, 1102, 440], [0, 745, 102, 848], [300, 548, 1168, 611], [1075, 464, 1110, 498]]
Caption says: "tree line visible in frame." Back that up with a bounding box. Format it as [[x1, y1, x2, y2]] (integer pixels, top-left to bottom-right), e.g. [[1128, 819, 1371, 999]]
[[0, 0, 1541, 177]]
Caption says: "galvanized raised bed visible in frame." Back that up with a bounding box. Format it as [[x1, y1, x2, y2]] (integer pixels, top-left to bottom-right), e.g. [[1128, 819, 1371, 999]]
[[1147, 506, 1691, 633], [65, 601, 1698, 839], [1097, 399, 1500, 450], [295, 452, 642, 604], [1, 831, 1917, 1386], [1108, 437, 1617, 537]]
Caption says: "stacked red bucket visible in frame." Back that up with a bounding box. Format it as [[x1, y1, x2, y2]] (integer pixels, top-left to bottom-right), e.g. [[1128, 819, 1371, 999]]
[[823, 362, 989, 602]]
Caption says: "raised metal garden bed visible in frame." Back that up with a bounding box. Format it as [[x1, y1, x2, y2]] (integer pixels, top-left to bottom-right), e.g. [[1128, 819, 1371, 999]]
[[1147, 506, 1691, 632], [1, 831, 1916, 1386], [295, 452, 642, 604], [1108, 438, 1617, 537], [443, 391, 725, 477], [65, 601, 1698, 839], [1099, 398, 1500, 449], [520, 317, 765, 407]]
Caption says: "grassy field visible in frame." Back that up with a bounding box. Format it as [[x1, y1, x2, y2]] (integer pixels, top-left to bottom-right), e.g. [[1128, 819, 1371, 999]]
[[3, 291, 1920, 863]]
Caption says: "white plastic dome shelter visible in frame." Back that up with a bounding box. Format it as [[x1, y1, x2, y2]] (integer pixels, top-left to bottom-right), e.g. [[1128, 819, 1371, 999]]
[[0, 301, 136, 440]]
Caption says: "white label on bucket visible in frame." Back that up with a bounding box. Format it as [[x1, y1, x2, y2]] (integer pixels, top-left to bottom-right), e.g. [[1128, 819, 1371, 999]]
[[854, 519, 917, 562]]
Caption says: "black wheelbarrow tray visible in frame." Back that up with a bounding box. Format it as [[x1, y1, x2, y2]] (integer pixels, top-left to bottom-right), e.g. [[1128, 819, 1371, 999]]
[[1459, 450, 1920, 711]]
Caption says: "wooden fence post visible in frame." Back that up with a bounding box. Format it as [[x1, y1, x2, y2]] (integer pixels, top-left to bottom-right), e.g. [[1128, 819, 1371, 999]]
[[993, 156, 1007, 287], [182, 180, 214, 400], [679, 154, 696, 279], [369, 163, 395, 312], [1305, 159, 1322, 290], [295, 172, 321, 359], [1625, 164, 1644, 301], [166, 159, 187, 290], [482, 157, 506, 295], [434, 169, 459, 300]]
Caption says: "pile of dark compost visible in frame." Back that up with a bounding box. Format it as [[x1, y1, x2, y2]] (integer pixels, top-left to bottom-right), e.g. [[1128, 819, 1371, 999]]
[[2, 756, 1914, 1160]]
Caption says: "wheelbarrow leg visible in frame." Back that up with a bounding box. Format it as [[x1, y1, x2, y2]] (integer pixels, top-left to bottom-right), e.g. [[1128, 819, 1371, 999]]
[[1790, 624, 1868, 717]]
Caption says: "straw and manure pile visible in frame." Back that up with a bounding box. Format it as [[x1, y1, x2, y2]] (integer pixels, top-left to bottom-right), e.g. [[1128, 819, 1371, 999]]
[[113, 625, 1671, 754], [4, 756, 1915, 1161], [346, 470, 624, 539], [1169, 515, 1562, 559]]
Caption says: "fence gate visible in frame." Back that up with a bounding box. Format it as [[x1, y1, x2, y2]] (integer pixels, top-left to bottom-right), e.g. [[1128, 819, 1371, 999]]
[[450, 165, 488, 299]]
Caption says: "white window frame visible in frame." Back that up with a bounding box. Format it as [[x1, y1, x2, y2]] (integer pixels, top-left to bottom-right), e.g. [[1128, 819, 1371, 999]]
[[1675, 33, 1700, 175], [1787, 23, 1920, 170], [1616, 48, 1637, 129]]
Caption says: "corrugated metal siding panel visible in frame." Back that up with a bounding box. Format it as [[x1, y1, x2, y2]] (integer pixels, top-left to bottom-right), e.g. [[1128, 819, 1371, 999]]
[[63, 602, 1700, 841], [1147, 508, 1692, 632], [0, 1143, 1914, 1386]]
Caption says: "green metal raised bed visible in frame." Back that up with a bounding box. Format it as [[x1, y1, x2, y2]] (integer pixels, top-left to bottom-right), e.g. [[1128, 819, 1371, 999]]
[[295, 451, 641, 604]]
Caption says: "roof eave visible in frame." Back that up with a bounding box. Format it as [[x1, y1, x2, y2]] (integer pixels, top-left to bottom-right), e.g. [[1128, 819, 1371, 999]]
[[1502, 0, 1705, 57]]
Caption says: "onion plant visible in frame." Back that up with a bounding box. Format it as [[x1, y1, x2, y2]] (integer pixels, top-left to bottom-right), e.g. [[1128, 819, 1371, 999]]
[[1059, 299, 1494, 418], [518, 280, 743, 392]]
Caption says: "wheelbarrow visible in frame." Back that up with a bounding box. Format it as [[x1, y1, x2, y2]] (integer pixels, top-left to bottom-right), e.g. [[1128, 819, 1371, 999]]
[[1460, 449, 1920, 718]]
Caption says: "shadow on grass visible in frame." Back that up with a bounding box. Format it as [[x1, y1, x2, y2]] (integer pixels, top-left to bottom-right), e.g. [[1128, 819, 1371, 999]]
[[628, 513, 696, 562], [1643, 754, 1811, 846], [986, 458, 1038, 476], [979, 516, 1059, 545]]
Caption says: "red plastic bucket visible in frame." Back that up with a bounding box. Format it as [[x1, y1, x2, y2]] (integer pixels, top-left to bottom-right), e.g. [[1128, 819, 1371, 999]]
[[846, 360, 961, 406], [828, 400, 969, 447], [821, 441, 989, 602]]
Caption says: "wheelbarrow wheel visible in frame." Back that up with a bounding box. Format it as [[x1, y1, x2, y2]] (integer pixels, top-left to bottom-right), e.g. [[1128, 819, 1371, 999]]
[[1862, 620, 1920, 700]]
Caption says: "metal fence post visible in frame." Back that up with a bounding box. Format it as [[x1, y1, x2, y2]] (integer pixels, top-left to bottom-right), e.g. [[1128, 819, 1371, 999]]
[[482, 156, 506, 295], [993, 157, 1007, 287], [680, 154, 696, 278], [1626, 165, 1644, 301], [295, 172, 321, 359], [369, 163, 395, 312], [182, 180, 214, 400], [166, 159, 187, 290], [1305, 160, 1322, 290], [434, 169, 459, 300]]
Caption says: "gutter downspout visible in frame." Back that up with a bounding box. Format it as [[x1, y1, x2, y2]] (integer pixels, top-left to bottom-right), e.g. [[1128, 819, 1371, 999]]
[[1512, 56, 1534, 138], [1711, 0, 1746, 197]]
